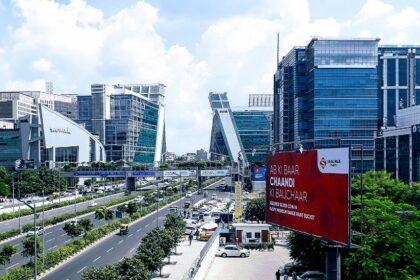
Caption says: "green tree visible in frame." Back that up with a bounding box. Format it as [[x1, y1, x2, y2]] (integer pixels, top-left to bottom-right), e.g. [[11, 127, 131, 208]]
[[63, 222, 83, 239], [95, 207, 114, 225], [79, 219, 94, 236], [164, 214, 186, 231], [0, 244, 17, 265], [84, 179, 92, 187], [126, 202, 138, 216], [82, 264, 120, 280], [287, 233, 325, 271], [116, 257, 151, 280], [21, 236, 43, 262], [136, 239, 165, 276], [0, 180, 10, 197], [244, 197, 265, 221]]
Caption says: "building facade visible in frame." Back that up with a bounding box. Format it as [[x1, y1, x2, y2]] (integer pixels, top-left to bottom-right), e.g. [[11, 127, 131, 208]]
[[0, 105, 105, 169], [196, 149, 208, 161], [77, 83, 166, 166], [275, 38, 380, 172], [208, 92, 273, 166]]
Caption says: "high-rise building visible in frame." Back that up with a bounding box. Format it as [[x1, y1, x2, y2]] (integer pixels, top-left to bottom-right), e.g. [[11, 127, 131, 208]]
[[77, 83, 166, 166], [248, 94, 273, 107], [209, 92, 272, 166], [196, 149, 208, 161], [275, 38, 380, 172]]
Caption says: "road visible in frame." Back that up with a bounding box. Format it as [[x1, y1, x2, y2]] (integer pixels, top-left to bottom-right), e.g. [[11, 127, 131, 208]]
[[42, 185, 228, 280], [0, 192, 125, 234], [0, 192, 128, 275]]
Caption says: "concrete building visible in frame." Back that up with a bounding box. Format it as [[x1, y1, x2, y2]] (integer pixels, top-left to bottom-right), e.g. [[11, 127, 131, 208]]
[[77, 83, 166, 166], [186, 153, 196, 161], [164, 152, 176, 162], [233, 223, 271, 244], [248, 94, 273, 107], [0, 104, 105, 169], [196, 149, 208, 161]]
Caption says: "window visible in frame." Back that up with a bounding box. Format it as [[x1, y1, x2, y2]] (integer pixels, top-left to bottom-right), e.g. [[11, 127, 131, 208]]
[[246, 232, 252, 238], [255, 232, 261, 239]]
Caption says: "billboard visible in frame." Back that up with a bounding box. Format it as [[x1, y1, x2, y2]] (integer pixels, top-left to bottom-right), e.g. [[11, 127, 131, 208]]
[[234, 181, 243, 222], [163, 170, 193, 177], [266, 147, 350, 245], [200, 169, 229, 177], [251, 166, 266, 181]]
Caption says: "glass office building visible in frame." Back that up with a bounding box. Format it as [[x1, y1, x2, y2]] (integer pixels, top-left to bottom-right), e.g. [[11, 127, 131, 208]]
[[78, 83, 166, 166], [275, 38, 380, 172], [209, 92, 272, 166]]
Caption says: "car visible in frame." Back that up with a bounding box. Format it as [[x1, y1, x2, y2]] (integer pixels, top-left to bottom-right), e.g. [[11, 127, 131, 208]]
[[281, 261, 306, 276], [185, 192, 193, 198], [216, 245, 250, 258], [134, 196, 144, 203], [184, 224, 197, 235], [69, 218, 80, 225], [297, 271, 325, 280], [88, 202, 98, 207], [26, 226, 44, 236]]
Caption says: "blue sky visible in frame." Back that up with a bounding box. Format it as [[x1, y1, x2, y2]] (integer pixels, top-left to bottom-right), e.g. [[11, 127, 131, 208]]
[[0, 0, 420, 154]]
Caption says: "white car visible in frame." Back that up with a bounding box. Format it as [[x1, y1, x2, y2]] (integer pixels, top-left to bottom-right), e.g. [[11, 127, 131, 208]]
[[185, 192, 193, 198], [88, 202, 98, 207], [134, 196, 144, 203], [216, 245, 250, 258], [26, 226, 44, 236]]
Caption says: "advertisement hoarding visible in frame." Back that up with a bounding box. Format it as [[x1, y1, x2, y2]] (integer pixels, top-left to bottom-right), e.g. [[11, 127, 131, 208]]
[[251, 166, 266, 181], [234, 181, 243, 222], [163, 170, 193, 177], [200, 169, 229, 177], [266, 147, 350, 245]]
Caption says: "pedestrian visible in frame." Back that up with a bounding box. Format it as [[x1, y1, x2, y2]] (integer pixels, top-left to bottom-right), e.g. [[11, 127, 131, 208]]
[[283, 271, 288, 280], [291, 271, 297, 280], [183, 209, 186, 217], [275, 269, 281, 280], [189, 232, 193, 245], [195, 228, 200, 240]]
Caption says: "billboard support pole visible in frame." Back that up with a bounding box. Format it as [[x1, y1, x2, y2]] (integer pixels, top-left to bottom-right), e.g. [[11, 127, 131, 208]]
[[326, 245, 341, 280]]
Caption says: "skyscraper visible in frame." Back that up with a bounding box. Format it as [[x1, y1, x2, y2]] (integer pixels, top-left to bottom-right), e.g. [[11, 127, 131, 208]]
[[77, 83, 166, 166]]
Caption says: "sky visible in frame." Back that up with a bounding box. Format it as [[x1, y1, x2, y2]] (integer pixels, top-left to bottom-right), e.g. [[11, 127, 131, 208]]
[[1, 0, 420, 154]]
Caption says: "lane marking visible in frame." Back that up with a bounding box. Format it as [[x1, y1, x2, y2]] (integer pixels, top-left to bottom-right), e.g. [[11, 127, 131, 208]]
[[46, 238, 55, 243], [119, 257, 124, 262], [128, 234, 133, 238], [64, 239, 71, 244], [45, 232, 53, 236], [136, 228, 141, 232], [145, 224, 150, 227], [60, 233, 67, 237], [7, 263, 20, 269], [129, 248, 136, 253], [92, 256, 101, 263], [48, 245, 58, 251], [118, 240, 124, 245], [106, 247, 114, 253], [77, 266, 87, 274]]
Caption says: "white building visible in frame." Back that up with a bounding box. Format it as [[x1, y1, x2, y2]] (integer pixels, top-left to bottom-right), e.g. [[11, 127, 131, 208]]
[[233, 223, 271, 244], [186, 153, 196, 161]]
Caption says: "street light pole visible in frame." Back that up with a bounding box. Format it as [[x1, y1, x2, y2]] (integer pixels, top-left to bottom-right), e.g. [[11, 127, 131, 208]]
[[42, 186, 45, 269]]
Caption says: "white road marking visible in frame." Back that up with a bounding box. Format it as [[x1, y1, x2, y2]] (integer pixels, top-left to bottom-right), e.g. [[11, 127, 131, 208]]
[[119, 257, 124, 262], [48, 245, 58, 251], [45, 232, 53, 236], [106, 247, 114, 253], [64, 239, 71, 244], [92, 256, 101, 263], [136, 228, 141, 232], [46, 238, 55, 243], [130, 248, 136, 253], [118, 240, 124, 244], [60, 233, 67, 237], [145, 224, 150, 227], [128, 234, 133, 238], [77, 266, 87, 274], [7, 263, 20, 269]]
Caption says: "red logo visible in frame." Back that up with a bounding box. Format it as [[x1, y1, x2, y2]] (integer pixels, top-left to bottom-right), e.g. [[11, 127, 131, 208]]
[[320, 157, 327, 169]]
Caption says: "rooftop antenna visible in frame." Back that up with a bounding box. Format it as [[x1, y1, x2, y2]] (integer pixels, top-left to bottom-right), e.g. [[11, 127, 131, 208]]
[[276, 32, 279, 66]]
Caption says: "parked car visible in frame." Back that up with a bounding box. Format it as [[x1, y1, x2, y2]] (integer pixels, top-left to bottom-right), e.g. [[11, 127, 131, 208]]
[[281, 261, 306, 276], [27, 226, 44, 236], [216, 245, 250, 258], [297, 271, 325, 280], [185, 191, 193, 198]]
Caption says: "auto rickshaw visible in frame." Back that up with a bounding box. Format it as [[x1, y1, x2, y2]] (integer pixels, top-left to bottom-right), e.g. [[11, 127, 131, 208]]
[[119, 224, 129, 235]]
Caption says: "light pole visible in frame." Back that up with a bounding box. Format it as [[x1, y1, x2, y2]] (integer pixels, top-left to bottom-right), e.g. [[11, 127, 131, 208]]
[[18, 198, 38, 279]]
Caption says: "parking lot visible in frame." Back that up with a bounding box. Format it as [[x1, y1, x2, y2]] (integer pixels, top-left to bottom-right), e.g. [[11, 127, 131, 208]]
[[205, 245, 291, 280]]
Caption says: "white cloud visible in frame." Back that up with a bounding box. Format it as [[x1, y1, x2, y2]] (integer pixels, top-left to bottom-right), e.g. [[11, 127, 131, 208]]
[[356, 0, 394, 21], [387, 7, 420, 30], [32, 58, 53, 72]]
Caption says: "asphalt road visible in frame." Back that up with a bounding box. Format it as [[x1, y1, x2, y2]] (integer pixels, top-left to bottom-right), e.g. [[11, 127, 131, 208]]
[[42, 185, 228, 280], [0, 192, 128, 275], [0, 192, 125, 234]]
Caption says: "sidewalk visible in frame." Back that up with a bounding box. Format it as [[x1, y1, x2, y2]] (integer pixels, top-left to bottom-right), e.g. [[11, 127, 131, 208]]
[[152, 237, 206, 280]]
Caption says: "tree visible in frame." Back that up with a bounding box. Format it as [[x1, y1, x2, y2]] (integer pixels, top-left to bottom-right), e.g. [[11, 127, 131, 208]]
[[21, 236, 43, 262], [116, 257, 151, 280], [84, 179, 92, 187], [82, 265, 120, 280], [63, 223, 83, 239], [142, 228, 176, 265], [244, 197, 265, 221], [287, 233, 325, 271], [0, 244, 17, 265], [164, 214, 186, 231], [95, 207, 114, 225], [136, 239, 165, 275], [0, 180, 10, 197], [79, 219, 93, 236], [126, 202, 138, 216]]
